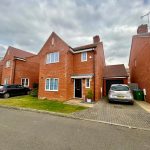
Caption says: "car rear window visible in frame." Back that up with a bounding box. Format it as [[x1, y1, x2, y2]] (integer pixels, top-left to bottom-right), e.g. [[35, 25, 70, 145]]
[[111, 85, 129, 91], [0, 85, 4, 89]]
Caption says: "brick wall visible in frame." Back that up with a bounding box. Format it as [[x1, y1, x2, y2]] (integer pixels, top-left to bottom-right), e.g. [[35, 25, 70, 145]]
[[13, 56, 39, 88], [1, 49, 13, 84], [38, 32, 69, 101], [0, 61, 3, 84], [129, 35, 150, 103]]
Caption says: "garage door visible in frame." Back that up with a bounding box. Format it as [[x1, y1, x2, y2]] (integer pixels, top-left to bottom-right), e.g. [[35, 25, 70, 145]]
[[106, 79, 124, 95]]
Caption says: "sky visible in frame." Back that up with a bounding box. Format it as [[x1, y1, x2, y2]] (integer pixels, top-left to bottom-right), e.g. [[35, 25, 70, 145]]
[[0, 0, 149, 66]]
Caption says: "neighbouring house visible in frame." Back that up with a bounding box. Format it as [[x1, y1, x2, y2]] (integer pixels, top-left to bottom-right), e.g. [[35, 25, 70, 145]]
[[1, 46, 39, 88], [129, 24, 150, 103], [103, 64, 128, 96], [0, 60, 3, 84], [38, 32, 105, 101]]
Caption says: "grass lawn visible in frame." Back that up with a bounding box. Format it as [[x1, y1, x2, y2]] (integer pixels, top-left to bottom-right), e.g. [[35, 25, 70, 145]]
[[0, 96, 87, 114]]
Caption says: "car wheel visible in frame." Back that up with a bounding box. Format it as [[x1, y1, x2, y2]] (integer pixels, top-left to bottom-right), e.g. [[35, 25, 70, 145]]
[[26, 91, 30, 95], [130, 101, 134, 105], [108, 99, 112, 103], [4, 93, 10, 98]]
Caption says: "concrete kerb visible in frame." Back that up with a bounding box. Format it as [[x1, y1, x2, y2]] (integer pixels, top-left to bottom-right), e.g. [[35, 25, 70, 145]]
[[0, 105, 70, 118], [0, 105, 150, 132]]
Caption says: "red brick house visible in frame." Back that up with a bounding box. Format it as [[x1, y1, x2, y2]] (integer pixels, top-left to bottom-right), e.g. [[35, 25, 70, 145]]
[[1, 46, 39, 88], [38, 32, 105, 101], [0, 60, 3, 84], [129, 24, 150, 103], [103, 64, 128, 96]]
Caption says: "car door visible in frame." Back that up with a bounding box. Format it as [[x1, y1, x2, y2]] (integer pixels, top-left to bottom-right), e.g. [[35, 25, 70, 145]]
[[15, 85, 25, 95], [8, 85, 18, 96]]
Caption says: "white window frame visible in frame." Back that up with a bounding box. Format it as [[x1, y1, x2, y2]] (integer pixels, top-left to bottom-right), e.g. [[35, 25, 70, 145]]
[[45, 78, 59, 91], [81, 52, 87, 62], [85, 78, 90, 88], [46, 52, 59, 64], [21, 78, 29, 87], [5, 60, 11, 68]]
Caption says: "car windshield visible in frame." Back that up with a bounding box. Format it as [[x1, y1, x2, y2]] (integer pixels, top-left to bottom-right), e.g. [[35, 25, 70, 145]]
[[111, 85, 129, 91]]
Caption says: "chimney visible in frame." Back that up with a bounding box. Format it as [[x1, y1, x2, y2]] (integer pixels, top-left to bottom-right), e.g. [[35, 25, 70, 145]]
[[137, 24, 148, 34], [93, 35, 100, 43]]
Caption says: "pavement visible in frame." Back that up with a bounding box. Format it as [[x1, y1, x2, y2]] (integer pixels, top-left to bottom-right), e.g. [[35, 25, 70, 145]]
[[72, 98, 150, 130], [0, 107, 150, 150]]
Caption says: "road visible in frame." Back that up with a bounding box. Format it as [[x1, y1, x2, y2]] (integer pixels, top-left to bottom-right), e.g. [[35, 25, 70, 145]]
[[0, 107, 150, 150]]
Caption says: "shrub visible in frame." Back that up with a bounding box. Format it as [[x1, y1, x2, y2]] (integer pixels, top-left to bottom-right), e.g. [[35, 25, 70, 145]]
[[30, 88, 38, 97], [86, 89, 94, 99]]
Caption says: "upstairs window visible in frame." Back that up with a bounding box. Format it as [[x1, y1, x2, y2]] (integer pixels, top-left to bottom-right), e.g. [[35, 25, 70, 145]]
[[5, 60, 11, 68], [81, 52, 87, 62], [46, 52, 59, 64]]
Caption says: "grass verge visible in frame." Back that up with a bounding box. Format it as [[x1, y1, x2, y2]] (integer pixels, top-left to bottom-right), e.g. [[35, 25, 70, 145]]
[[0, 96, 87, 114]]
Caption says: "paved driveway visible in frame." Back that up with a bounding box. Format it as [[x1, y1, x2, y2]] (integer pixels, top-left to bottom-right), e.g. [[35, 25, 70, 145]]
[[72, 99, 150, 129]]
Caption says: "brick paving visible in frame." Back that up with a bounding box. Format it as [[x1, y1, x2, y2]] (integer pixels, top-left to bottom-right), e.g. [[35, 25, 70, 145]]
[[72, 99, 150, 129]]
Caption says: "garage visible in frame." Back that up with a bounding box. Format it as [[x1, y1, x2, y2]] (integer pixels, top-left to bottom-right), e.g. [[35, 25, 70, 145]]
[[103, 64, 128, 96]]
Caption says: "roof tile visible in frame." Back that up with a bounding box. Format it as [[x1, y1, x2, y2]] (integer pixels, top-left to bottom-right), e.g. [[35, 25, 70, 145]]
[[104, 64, 128, 78]]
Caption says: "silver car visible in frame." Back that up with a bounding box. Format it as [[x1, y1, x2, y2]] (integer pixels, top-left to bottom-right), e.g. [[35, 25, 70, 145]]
[[108, 84, 134, 104]]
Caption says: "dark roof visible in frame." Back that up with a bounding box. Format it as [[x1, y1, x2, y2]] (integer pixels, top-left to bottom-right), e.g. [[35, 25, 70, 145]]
[[7, 46, 35, 59], [104, 64, 128, 78], [73, 43, 97, 51]]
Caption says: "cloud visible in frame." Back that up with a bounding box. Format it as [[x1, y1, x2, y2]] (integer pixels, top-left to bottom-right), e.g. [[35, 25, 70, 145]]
[[0, 0, 149, 67]]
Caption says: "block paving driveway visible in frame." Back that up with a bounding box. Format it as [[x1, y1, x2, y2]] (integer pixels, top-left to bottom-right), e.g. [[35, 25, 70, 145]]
[[72, 99, 150, 130]]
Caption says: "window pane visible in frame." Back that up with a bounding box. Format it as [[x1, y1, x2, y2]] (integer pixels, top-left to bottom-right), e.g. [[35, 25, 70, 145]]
[[86, 79, 90, 87], [26, 79, 29, 86], [51, 53, 55, 63], [46, 79, 49, 90], [55, 52, 59, 62], [22, 79, 25, 86], [46, 54, 50, 64], [50, 79, 53, 90], [82, 52, 87, 61], [54, 79, 58, 90]]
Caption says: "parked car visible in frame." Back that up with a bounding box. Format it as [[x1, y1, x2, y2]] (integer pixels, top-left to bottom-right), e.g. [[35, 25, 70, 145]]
[[0, 84, 31, 98], [108, 84, 134, 104]]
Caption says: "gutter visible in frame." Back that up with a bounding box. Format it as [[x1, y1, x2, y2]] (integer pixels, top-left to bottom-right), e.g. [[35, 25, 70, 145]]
[[69, 48, 95, 54]]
